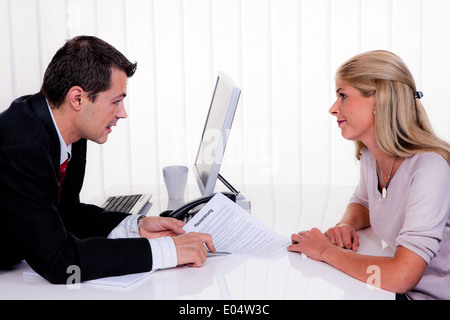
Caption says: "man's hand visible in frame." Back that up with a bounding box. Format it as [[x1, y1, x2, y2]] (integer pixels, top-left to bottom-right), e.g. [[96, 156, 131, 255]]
[[139, 216, 186, 239], [172, 232, 216, 267]]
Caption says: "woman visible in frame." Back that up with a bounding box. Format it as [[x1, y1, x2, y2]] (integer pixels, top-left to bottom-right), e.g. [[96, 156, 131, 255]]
[[288, 50, 450, 300]]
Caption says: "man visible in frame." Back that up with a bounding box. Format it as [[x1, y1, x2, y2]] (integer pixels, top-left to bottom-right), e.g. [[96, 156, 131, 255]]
[[0, 35, 215, 284]]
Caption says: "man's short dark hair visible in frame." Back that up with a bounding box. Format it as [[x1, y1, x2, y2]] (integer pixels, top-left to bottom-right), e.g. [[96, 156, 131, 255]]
[[41, 35, 137, 108]]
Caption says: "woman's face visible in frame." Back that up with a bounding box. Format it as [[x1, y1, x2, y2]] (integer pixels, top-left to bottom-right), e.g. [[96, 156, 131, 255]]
[[329, 81, 376, 144]]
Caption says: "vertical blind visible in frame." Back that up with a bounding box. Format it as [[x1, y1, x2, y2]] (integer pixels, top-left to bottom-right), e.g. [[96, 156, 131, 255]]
[[1, 0, 449, 202]]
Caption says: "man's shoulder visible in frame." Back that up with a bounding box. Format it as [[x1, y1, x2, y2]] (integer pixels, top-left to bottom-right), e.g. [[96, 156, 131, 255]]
[[0, 93, 52, 148]]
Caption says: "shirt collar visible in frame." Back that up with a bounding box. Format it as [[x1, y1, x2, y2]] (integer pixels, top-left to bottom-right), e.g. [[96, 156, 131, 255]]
[[46, 100, 72, 165]]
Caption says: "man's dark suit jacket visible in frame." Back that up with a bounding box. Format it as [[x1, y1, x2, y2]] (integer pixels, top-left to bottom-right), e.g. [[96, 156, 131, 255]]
[[0, 93, 152, 284]]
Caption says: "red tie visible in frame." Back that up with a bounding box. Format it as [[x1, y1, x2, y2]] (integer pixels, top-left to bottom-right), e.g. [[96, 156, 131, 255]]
[[58, 159, 69, 203]]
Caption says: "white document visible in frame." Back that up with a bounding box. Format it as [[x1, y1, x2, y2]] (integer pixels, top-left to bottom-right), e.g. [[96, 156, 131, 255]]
[[183, 192, 291, 260]]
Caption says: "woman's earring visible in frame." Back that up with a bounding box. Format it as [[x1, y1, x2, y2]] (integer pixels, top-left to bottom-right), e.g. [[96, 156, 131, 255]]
[[373, 110, 376, 115]]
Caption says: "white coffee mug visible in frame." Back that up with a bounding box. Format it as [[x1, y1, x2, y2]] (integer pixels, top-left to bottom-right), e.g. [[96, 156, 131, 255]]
[[162, 165, 188, 200]]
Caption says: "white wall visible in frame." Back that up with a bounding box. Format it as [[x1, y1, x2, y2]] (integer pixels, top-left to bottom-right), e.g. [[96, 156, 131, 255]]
[[1, 0, 449, 201]]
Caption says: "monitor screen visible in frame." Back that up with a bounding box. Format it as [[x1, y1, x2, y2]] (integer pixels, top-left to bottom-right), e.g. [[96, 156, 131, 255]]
[[193, 72, 241, 196]]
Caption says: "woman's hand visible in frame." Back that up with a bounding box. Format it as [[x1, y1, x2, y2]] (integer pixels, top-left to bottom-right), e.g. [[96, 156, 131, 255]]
[[288, 228, 333, 261], [325, 223, 360, 252]]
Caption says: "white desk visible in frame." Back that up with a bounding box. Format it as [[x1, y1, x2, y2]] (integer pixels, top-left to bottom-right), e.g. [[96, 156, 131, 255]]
[[0, 185, 395, 300]]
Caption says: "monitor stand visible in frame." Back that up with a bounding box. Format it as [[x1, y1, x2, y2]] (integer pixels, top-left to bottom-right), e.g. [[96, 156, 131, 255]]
[[218, 174, 251, 212]]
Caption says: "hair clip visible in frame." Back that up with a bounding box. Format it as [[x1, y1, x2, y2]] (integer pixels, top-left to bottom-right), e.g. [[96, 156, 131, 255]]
[[415, 91, 423, 99]]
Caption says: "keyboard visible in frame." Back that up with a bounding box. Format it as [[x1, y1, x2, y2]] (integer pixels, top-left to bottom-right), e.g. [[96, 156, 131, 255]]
[[101, 194, 152, 214]]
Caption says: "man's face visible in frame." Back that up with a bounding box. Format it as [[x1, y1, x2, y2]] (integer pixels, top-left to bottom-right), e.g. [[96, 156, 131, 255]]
[[78, 68, 128, 144]]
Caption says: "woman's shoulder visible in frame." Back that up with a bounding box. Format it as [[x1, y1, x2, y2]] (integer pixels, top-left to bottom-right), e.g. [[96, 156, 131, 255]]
[[403, 152, 450, 186], [408, 152, 449, 169], [361, 149, 448, 167]]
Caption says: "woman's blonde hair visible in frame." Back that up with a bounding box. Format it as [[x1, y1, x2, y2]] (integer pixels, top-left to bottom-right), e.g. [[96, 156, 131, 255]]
[[336, 50, 450, 164]]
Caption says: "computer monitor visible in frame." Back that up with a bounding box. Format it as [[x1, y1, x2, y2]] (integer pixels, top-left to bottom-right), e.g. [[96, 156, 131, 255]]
[[193, 72, 241, 196]]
